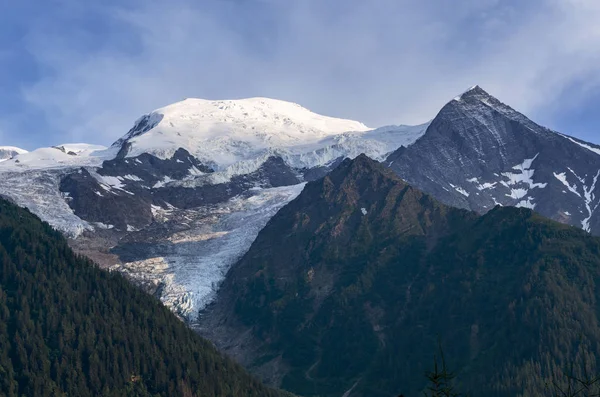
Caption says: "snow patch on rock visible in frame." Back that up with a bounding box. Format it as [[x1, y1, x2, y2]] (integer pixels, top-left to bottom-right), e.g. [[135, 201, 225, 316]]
[[449, 183, 469, 197], [559, 134, 600, 157], [554, 172, 581, 198], [500, 154, 547, 205], [567, 168, 600, 232]]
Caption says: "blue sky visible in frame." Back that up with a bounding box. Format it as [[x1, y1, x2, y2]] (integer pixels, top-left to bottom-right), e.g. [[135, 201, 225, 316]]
[[1, 0, 599, 150]]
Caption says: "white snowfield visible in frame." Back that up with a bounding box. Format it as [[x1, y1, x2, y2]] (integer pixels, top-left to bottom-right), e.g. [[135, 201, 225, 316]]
[[0, 146, 28, 154], [0, 146, 28, 162], [119, 97, 428, 172], [0, 143, 112, 171], [122, 97, 369, 161], [0, 99, 428, 176]]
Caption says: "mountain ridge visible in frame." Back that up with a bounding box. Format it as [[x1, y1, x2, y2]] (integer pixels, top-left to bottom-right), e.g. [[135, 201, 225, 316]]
[[1, 86, 599, 321], [386, 86, 600, 234], [198, 154, 600, 397], [111, 96, 372, 166]]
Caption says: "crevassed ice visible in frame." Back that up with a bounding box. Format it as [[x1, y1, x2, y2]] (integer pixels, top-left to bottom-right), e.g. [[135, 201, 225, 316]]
[[115, 183, 306, 321]]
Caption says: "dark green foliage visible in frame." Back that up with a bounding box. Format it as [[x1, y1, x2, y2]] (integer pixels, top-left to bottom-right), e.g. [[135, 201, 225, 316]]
[[423, 343, 462, 397], [0, 198, 290, 397], [546, 362, 600, 397], [414, 348, 600, 397], [215, 155, 600, 397]]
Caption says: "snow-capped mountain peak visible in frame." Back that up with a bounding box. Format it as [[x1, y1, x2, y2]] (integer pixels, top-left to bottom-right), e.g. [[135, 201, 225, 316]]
[[451, 85, 508, 109], [446, 85, 546, 135], [113, 97, 373, 168], [0, 146, 28, 162], [452, 85, 481, 101], [387, 86, 600, 236]]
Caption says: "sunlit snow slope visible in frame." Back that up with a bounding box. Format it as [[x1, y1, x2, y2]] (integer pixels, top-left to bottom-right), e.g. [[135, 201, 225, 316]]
[[0, 146, 28, 162], [0, 144, 111, 171], [114, 97, 427, 172]]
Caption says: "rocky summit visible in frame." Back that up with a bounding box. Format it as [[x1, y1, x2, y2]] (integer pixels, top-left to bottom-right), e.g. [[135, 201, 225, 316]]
[[386, 86, 600, 234]]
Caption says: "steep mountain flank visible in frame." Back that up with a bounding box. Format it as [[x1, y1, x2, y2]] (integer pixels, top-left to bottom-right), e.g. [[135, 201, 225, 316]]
[[387, 86, 600, 234], [200, 155, 600, 397]]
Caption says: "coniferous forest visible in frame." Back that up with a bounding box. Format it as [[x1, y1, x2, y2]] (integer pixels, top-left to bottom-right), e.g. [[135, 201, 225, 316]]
[[0, 198, 290, 397], [202, 155, 600, 397]]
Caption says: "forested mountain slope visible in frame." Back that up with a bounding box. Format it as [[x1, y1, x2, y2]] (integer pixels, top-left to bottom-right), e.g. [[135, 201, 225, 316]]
[[0, 198, 291, 397], [200, 154, 600, 397]]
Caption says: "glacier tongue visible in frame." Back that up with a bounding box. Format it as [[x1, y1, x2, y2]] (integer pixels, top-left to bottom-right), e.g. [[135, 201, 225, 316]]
[[110, 184, 305, 321]]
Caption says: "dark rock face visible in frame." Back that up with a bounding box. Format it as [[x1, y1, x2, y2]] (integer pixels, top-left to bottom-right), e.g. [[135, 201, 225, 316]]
[[251, 156, 301, 187], [51, 145, 78, 155], [100, 147, 214, 185], [386, 86, 600, 234], [60, 168, 152, 230], [198, 154, 600, 397], [151, 157, 301, 209], [60, 147, 216, 231], [111, 113, 164, 157], [59, 150, 302, 231]]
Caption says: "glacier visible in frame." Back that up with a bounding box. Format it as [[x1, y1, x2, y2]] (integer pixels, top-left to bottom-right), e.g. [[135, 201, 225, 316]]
[[111, 184, 305, 321], [0, 97, 429, 321]]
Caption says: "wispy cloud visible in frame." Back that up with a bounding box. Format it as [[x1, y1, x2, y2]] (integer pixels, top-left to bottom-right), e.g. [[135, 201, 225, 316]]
[[4, 0, 600, 148]]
